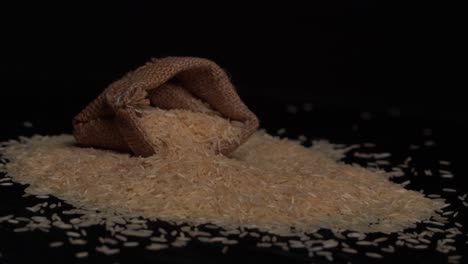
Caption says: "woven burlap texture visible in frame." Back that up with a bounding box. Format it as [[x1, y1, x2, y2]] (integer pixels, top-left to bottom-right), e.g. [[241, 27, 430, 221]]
[[73, 57, 259, 157]]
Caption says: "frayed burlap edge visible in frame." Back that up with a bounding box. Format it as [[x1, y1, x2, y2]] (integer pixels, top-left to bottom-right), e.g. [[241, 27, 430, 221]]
[[73, 57, 259, 157]]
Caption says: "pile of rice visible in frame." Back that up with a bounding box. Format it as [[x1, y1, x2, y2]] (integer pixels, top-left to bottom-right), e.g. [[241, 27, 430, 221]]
[[0, 107, 445, 235]]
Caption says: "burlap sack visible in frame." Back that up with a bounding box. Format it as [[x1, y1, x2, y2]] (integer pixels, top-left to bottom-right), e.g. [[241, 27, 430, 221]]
[[73, 57, 259, 157]]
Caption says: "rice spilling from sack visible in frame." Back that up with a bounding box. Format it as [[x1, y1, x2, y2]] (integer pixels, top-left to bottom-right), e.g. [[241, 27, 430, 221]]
[[0, 107, 445, 235]]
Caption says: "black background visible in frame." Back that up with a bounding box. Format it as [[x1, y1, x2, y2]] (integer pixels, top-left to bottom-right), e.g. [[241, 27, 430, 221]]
[[0, 2, 465, 124], [1, 2, 467, 264]]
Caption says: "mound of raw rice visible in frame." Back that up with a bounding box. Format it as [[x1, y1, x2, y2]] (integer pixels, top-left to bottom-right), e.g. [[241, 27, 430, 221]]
[[0, 106, 445, 235]]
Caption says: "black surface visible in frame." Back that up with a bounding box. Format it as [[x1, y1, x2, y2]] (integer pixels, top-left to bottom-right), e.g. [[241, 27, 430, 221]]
[[1, 2, 467, 263], [1, 101, 467, 264]]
